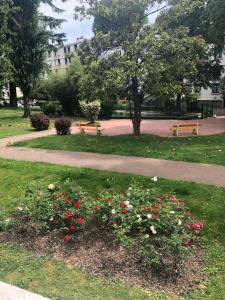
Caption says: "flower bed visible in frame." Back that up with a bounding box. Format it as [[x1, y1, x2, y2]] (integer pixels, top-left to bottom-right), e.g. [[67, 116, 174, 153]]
[[1, 180, 204, 282]]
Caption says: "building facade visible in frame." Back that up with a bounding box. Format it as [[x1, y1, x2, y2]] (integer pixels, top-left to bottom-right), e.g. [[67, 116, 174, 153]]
[[46, 37, 84, 73], [193, 54, 225, 109]]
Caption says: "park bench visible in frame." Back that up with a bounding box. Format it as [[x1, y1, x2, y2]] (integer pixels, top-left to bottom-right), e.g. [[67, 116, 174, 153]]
[[171, 123, 201, 136], [77, 122, 104, 136]]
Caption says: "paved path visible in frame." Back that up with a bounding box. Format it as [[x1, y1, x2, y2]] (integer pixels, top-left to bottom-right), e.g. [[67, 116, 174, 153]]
[[0, 281, 49, 300], [72, 118, 225, 137], [0, 130, 225, 187]]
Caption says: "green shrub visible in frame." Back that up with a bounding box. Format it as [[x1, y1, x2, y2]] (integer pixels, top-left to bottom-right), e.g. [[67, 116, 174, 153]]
[[9, 181, 89, 242], [55, 117, 72, 135], [42, 101, 57, 116], [30, 113, 50, 131], [4, 181, 203, 276], [79, 100, 101, 123], [92, 183, 204, 276], [99, 100, 115, 119]]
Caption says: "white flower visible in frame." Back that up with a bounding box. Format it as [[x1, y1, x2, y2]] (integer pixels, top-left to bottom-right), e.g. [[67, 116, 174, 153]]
[[137, 218, 142, 223], [128, 187, 132, 191], [170, 211, 176, 214], [178, 220, 182, 226], [111, 209, 116, 215], [128, 204, 133, 210], [17, 207, 23, 211], [147, 214, 152, 219], [48, 184, 55, 190], [136, 214, 141, 218], [144, 234, 149, 239], [125, 201, 130, 205], [150, 225, 157, 235], [151, 177, 158, 182], [49, 216, 53, 221]]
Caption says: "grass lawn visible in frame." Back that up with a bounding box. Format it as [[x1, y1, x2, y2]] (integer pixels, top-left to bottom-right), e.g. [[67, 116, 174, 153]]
[[15, 133, 225, 166], [0, 108, 34, 138], [0, 159, 225, 299]]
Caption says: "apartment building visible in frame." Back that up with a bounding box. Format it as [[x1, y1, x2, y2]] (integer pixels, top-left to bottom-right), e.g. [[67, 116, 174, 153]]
[[46, 37, 84, 73], [193, 54, 225, 109]]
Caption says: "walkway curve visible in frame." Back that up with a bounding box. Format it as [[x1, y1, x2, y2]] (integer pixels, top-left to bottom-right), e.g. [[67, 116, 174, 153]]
[[0, 131, 225, 187]]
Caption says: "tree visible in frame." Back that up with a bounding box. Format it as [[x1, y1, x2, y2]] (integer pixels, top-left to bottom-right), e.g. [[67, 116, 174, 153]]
[[42, 57, 83, 116], [9, 0, 65, 117], [74, 0, 210, 135], [0, 0, 14, 89]]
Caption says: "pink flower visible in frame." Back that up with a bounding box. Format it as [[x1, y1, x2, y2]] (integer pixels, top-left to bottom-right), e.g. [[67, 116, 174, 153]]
[[64, 198, 69, 204], [65, 212, 70, 220], [70, 225, 75, 230], [76, 218, 83, 225], [121, 209, 129, 214], [51, 195, 57, 201], [121, 203, 127, 208]]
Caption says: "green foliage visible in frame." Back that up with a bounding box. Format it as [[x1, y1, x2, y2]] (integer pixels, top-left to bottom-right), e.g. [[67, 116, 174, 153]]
[[9, 0, 65, 117], [55, 117, 72, 135], [91, 183, 202, 275], [80, 100, 101, 123], [30, 113, 50, 131], [6, 181, 88, 242], [74, 0, 210, 135], [43, 57, 82, 116], [42, 101, 57, 115], [0, 0, 14, 88]]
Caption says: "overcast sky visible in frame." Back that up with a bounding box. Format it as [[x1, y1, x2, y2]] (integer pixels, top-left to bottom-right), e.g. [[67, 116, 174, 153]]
[[39, 0, 160, 44]]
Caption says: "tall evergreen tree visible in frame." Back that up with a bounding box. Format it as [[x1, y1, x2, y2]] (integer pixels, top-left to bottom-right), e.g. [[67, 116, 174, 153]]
[[9, 0, 65, 117]]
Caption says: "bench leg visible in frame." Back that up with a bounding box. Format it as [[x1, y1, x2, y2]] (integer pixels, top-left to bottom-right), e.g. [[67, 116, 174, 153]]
[[173, 130, 178, 137], [80, 128, 85, 135], [193, 129, 198, 135], [97, 130, 101, 136]]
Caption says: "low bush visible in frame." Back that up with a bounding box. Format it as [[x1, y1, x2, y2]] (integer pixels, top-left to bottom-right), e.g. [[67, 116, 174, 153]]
[[8, 180, 89, 242], [4, 181, 203, 276], [55, 117, 72, 135], [42, 101, 57, 116], [30, 113, 50, 131], [79, 100, 101, 124], [92, 183, 204, 276]]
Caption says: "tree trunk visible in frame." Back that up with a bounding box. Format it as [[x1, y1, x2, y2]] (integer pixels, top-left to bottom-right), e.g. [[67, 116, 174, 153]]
[[129, 77, 142, 136], [176, 93, 182, 112], [23, 96, 31, 118], [9, 82, 17, 107]]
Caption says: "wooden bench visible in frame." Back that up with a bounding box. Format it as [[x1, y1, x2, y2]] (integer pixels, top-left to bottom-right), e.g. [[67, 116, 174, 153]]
[[77, 122, 104, 136], [171, 123, 201, 136]]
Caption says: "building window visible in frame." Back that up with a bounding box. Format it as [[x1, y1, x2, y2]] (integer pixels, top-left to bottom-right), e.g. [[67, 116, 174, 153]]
[[212, 83, 220, 94], [194, 85, 201, 94], [64, 47, 67, 54], [74, 44, 77, 50], [67, 46, 70, 53], [58, 59, 61, 65], [65, 58, 68, 65]]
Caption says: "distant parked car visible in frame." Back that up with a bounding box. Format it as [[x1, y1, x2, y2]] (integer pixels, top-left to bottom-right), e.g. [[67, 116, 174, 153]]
[[17, 101, 24, 108]]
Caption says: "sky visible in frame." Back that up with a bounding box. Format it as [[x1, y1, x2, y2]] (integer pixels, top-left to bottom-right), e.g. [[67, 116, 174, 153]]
[[39, 0, 93, 43], [39, 0, 160, 44]]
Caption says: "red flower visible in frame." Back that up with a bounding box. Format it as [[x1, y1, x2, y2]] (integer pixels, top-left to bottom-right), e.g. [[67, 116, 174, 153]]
[[70, 225, 75, 230], [64, 235, 70, 242], [76, 218, 84, 225], [64, 229, 69, 235], [93, 205, 100, 211], [156, 198, 161, 202], [51, 195, 57, 201], [191, 224, 201, 230], [121, 203, 127, 208], [65, 212, 70, 220], [121, 209, 129, 214], [64, 198, 69, 204], [74, 202, 81, 208]]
